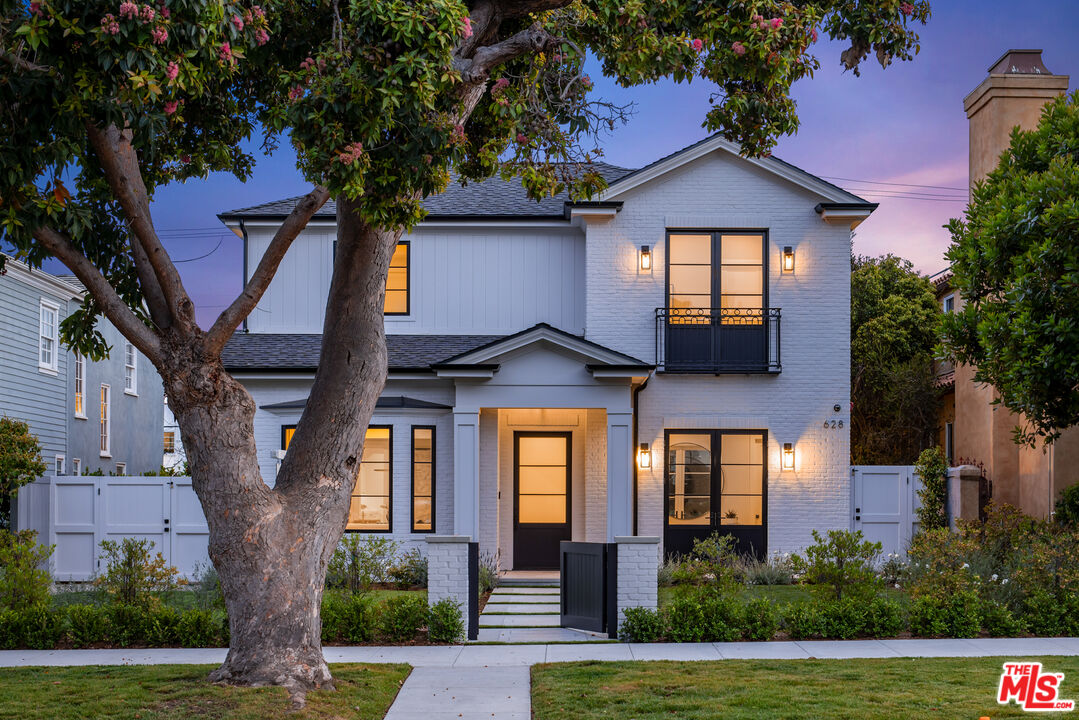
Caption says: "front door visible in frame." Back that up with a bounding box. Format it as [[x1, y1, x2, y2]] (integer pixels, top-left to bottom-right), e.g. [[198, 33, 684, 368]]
[[664, 430, 767, 559], [514, 432, 571, 570]]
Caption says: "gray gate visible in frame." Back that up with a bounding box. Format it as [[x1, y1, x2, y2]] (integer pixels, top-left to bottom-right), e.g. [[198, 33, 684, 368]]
[[559, 541, 617, 637]]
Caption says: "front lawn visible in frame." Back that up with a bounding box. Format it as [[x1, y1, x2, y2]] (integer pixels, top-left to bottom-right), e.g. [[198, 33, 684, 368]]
[[0, 663, 409, 720], [532, 657, 1079, 720]]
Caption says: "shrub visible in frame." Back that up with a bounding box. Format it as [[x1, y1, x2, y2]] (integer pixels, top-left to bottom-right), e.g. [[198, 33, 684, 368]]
[[191, 561, 224, 610], [427, 598, 464, 643], [785, 597, 905, 640], [177, 608, 223, 647], [981, 601, 1027, 638], [66, 604, 109, 647], [790, 529, 883, 602], [0, 417, 47, 530], [105, 603, 151, 646], [478, 551, 500, 594], [328, 535, 398, 593], [322, 592, 378, 643], [1056, 483, 1079, 527], [741, 597, 779, 641], [909, 589, 981, 638], [379, 594, 428, 642], [657, 556, 680, 587], [95, 538, 183, 606], [389, 549, 428, 589], [0, 530, 53, 611], [620, 607, 664, 642], [662, 592, 706, 643], [861, 597, 906, 637], [687, 533, 744, 589], [878, 553, 907, 587], [742, 553, 794, 586], [784, 602, 823, 640], [18, 606, 65, 649], [914, 446, 949, 532], [145, 605, 182, 646]]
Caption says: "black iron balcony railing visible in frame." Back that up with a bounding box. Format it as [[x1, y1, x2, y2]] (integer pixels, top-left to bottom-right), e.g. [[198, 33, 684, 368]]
[[655, 307, 781, 373]]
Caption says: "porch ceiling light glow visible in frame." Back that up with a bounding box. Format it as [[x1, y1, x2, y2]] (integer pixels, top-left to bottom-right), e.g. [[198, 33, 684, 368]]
[[782, 442, 795, 470], [640, 245, 652, 271], [782, 246, 795, 273], [638, 442, 651, 469]]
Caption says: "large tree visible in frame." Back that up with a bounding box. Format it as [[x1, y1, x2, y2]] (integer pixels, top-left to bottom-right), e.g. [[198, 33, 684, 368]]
[[941, 92, 1079, 446], [851, 254, 940, 464], [1, 0, 929, 700]]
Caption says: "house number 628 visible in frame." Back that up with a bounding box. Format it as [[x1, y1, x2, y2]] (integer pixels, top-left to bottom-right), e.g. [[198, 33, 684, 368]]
[[823, 420, 844, 429]]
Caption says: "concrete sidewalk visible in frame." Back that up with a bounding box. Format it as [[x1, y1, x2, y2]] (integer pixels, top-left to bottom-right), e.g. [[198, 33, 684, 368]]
[[1, 636, 1077, 668]]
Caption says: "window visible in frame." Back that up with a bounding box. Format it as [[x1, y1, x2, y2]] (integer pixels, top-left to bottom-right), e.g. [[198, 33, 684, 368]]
[[54, 455, 65, 476], [385, 241, 409, 315], [72, 458, 81, 476], [39, 299, 59, 372], [124, 342, 137, 395], [74, 353, 86, 418], [281, 424, 393, 532], [100, 384, 111, 457], [164, 431, 176, 454], [667, 232, 765, 324], [666, 430, 765, 527], [942, 294, 955, 314], [944, 422, 954, 464], [411, 427, 435, 532], [115, 462, 126, 476]]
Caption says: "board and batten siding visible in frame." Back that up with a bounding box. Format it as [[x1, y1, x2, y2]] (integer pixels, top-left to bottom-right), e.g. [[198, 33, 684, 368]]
[[0, 267, 72, 463], [243, 224, 586, 335]]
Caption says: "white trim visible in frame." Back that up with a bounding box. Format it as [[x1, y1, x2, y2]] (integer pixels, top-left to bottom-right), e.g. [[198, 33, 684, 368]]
[[54, 455, 65, 476], [941, 293, 956, 314], [597, 136, 864, 205], [99, 383, 111, 457], [816, 206, 874, 229], [115, 462, 126, 476], [2, 255, 83, 300], [433, 367, 497, 379], [38, 298, 60, 374], [72, 458, 81, 476], [123, 342, 138, 396], [442, 325, 640, 366]]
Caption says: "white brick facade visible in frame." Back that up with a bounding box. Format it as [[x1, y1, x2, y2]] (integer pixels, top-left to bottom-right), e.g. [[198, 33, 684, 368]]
[[615, 536, 660, 631], [425, 536, 473, 637]]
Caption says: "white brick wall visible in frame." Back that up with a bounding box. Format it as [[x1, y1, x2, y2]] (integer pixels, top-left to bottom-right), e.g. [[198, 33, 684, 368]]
[[615, 536, 660, 631], [425, 536, 472, 637], [585, 149, 852, 553]]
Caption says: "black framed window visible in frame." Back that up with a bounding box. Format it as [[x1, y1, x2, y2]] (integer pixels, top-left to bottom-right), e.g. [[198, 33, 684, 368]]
[[334, 239, 409, 315], [411, 426, 435, 532], [667, 230, 766, 323], [665, 429, 766, 528]]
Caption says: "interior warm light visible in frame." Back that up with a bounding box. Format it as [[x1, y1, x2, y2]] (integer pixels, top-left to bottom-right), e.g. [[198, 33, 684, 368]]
[[640, 245, 652, 271], [638, 443, 651, 469], [782, 246, 795, 273], [782, 442, 795, 470]]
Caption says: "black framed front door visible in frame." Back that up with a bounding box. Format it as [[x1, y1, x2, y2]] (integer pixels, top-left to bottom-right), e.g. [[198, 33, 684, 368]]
[[514, 432, 571, 570], [663, 429, 767, 559]]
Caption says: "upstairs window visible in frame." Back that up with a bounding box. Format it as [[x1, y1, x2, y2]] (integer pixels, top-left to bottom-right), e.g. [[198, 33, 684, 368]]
[[54, 456, 65, 476], [39, 299, 59, 372], [72, 458, 82, 476], [74, 353, 86, 418], [942, 294, 955, 314], [115, 462, 126, 476], [100, 384, 111, 457], [164, 432, 176, 454], [124, 342, 138, 395], [667, 231, 765, 324], [385, 242, 409, 315]]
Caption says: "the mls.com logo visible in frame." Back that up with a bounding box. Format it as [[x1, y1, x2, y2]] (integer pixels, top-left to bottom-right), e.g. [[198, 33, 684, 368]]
[[998, 662, 1075, 712]]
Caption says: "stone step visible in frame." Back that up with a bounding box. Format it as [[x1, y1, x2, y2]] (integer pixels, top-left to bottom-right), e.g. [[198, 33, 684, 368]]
[[479, 614, 560, 628], [474, 627, 612, 643], [482, 603, 560, 614], [490, 587, 560, 595]]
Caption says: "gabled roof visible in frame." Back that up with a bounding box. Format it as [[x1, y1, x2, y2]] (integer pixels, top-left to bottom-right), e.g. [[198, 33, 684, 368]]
[[597, 134, 873, 206], [219, 163, 633, 222]]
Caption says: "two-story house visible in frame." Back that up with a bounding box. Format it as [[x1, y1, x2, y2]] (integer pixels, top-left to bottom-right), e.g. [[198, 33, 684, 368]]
[[219, 135, 874, 569], [0, 257, 164, 482]]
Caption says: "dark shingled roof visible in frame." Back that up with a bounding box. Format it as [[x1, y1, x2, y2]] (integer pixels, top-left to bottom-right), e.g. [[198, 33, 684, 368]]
[[218, 163, 634, 221], [222, 333, 505, 372]]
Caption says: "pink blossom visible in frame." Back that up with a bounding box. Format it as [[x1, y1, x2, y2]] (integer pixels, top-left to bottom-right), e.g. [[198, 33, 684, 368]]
[[336, 141, 365, 165], [255, 28, 269, 45], [160, 7, 170, 18], [450, 124, 467, 144], [288, 85, 303, 101], [900, 2, 915, 15], [101, 14, 120, 35], [232, 15, 244, 30], [300, 56, 315, 70], [140, 5, 155, 23], [770, 17, 783, 30], [151, 26, 168, 44], [516, 133, 528, 144], [809, 26, 818, 42], [491, 77, 510, 95], [119, 2, 138, 19], [691, 38, 703, 52], [218, 42, 233, 63], [580, 74, 592, 89], [165, 61, 179, 81], [29, 2, 43, 17], [163, 100, 178, 115], [731, 41, 746, 56], [252, 5, 265, 20], [180, 154, 191, 163], [461, 16, 472, 38]]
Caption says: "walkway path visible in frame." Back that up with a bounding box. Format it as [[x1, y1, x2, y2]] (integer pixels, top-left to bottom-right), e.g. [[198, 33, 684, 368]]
[[477, 580, 609, 643]]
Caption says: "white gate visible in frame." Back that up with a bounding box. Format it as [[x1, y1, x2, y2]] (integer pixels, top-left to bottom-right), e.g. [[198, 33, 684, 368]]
[[16, 476, 209, 581], [850, 465, 922, 557]]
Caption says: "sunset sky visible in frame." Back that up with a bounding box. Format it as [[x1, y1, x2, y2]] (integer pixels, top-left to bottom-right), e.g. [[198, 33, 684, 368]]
[[118, 1, 1079, 326]]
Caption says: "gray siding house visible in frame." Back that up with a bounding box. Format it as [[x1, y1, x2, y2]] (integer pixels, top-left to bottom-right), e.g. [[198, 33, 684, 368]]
[[1, 257, 163, 477]]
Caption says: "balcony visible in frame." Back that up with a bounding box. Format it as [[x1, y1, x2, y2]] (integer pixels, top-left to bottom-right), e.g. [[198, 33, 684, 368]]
[[655, 308, 781, 373]]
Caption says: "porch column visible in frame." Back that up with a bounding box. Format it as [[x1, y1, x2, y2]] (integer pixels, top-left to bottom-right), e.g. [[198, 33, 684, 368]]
[[606, 411, 633, 540], [453, 411, 481, 540]]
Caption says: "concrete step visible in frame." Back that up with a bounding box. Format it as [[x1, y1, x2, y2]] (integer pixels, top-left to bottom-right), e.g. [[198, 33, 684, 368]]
[[479, 614, 560, 628], [482, 603, 560, 615], [474, 627, 613, 643], [489, 587, 559, 596]]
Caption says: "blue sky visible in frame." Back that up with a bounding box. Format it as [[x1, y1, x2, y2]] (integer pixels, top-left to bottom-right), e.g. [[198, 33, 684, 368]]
[[132, 0, 1078, 327]]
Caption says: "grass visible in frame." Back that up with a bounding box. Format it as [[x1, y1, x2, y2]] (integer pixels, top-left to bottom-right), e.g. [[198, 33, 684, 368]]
[[532, 657, 1079, 720], [0, 663, 409, 720]]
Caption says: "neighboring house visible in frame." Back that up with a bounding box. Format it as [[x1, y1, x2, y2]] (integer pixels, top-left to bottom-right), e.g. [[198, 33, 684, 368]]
[[933, 49, 1077, 519], [0, 257, 164, 480], [163, 396, 187, 471], [218, 134, 875, 569]]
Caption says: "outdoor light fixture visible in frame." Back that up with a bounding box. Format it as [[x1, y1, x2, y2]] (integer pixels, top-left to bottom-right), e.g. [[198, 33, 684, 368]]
[[782, 443, 795, 470], [782, 246, 795, 273], [638, 443, 652, 469], [640, 245, 652, 271]]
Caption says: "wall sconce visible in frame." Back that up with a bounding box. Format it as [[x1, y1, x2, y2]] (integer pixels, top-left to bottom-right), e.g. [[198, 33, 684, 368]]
[[782, 246, 795, 273], [782, 442, 795, 471], [639, 245, 652, 272], [638, 443, 651, 469]]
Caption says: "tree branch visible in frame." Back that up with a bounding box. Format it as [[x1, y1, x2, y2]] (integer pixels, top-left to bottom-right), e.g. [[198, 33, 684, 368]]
[[85, 123, 193, 328], [125, 229, 172, 328], [204, 185, 330, 357], [455, 22, 561, 84], [32, 226, 162, 364]]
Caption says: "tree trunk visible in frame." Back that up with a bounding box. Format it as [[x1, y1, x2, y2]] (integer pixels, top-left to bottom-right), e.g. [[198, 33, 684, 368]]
[[155, 198, 402, 704]]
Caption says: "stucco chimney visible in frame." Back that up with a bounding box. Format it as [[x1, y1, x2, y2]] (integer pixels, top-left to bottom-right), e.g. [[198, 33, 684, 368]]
[[963, 49, 1069, 186]]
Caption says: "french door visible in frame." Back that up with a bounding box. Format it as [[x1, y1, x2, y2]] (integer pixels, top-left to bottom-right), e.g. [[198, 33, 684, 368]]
[[663, 429, 767, 559], [513, 432, 572, 570]]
